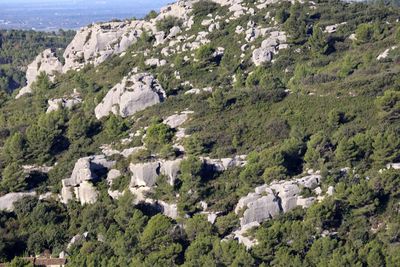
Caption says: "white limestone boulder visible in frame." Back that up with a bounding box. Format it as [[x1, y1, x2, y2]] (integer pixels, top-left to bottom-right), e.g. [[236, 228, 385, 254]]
[[63, 20, 155, 72], [94, 72, 166, 119], [16, 49, 63, 98], [235, 174, 321, 228]]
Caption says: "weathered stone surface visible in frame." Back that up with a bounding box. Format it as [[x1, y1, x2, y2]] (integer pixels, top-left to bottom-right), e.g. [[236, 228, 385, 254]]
[[184, 87, 213, 95], [235, 174, 321, 227], [202, 155, 247, 172], [386, 163, 400, 170], [67, 232, 88, 249], [160, 159, 183, 186], [63, 20, 155, 72], [130, 159, 183, 188], [74, 181, 99, 205], [16, 49, 63, 98], [324, 22, 347, 33], [61, 155, 115, 204], [158, 200, 178, 219], [129, 162, 160, 187], [46, 90, 82, 113], [145, 58, 167, 67], [106, 169, 122, 185], [252, 31, 287, 66], [95, 72, 166, 119], [163, 113, 190, 128], [0, 192, 36, 211]]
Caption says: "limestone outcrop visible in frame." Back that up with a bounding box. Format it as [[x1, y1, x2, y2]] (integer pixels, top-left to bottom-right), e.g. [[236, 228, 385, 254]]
[[129, 159, 183, 187], [0, 192, 36, 211], [235, 174, 321, 228], [63, 20, 155, 72], [16, 49, 63, 98], [163, 111, 193, 129], [201, 155, 247, 172], [61, 155, 115, 205], [94, 72, 166, 119]]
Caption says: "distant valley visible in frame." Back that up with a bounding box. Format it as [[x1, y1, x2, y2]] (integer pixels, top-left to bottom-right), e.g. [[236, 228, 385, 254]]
[[0, 0, 171, 31]]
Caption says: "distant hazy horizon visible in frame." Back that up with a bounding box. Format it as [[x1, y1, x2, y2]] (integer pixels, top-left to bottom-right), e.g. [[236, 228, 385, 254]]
[[0, 0, 172, 31]]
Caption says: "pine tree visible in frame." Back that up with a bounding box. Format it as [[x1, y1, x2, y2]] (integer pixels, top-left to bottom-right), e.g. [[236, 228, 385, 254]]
[[2, 132, 25, 164], [1, 162, 26, 192], [372, 129, 400, 166], [309, 26, 328, 55]]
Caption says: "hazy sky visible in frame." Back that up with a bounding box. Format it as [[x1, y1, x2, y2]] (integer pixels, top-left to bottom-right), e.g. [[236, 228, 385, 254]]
[[0, 0, 172, 6]]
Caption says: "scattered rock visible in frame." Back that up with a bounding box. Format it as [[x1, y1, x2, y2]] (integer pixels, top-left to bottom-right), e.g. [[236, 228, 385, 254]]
[[145, 58, 167, 67], [46, 90, 82, 113], [252, 31, 287, 66], [163, 112, 191, 128], [324, 22, 347, 33], [377, 46, 398, 60]]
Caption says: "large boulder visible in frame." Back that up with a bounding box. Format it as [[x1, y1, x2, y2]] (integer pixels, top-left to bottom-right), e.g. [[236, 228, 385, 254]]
[[252, 31, 287, 66], [16, 49, 63, 98], [94, 72, 166, 119], [130, 159, 183, 188], [129, 162, 161, 187], [61, 155, 115, 204], [63, 20, 155, 72], [0, 192, 36, 211], [74, 181, 99, 205], [235, 174, 321, 228]]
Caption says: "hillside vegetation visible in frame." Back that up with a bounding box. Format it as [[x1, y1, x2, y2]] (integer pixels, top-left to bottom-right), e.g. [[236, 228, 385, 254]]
[[0, 0, 400, 266]]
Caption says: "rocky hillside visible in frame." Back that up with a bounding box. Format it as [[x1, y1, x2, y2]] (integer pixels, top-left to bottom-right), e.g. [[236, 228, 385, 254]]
[[1, 0, 400, 266]]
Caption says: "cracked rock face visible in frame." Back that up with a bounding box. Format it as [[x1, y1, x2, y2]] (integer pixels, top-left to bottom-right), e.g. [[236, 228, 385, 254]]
[[16, 49, 63, 99], [63, 20, 155, 72], [235, 174, 320, 228], [94, 72, 166, 119]]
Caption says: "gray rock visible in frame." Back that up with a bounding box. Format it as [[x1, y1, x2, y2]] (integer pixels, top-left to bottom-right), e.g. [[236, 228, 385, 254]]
[[94, 72, 166, 119], [163, 113, 190, 128], [61, 155, 115, 204], [16, 49, 63, 98], [74, 181, 99, 205], [160, 159, 183, 186], [63, 20, 155, 72], [130, 159, 183, 188], [252, 31, 287, 66], [202, 155, 247, 172], [129, 162, 160, 187], [145, 58, 167, 67], [0, 192, 36, 211], [46, 91, 82, 113], [236, 174, 321, 227], [158, 200, 178, 219], [106, 169, 122, 185]]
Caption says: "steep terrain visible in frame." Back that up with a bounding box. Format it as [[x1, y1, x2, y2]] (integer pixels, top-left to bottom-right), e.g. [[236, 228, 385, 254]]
[[1, 0, 400, 266]]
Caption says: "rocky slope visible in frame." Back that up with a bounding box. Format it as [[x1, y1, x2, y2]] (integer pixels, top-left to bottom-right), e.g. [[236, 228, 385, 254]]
[[1, 0, 400, 265]]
